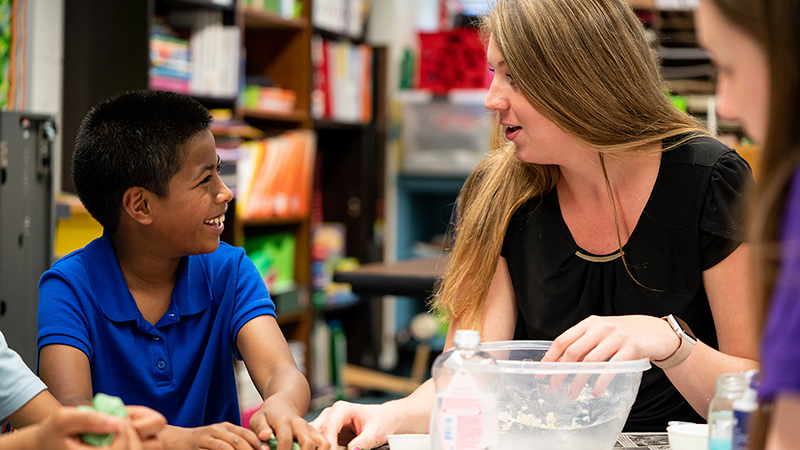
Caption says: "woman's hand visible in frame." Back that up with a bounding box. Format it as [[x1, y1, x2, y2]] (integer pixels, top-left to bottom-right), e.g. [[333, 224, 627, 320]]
[[311, 401, 405, 450], [543, 314, 678, 364], [541, 315, 678, 397], [248, 402, 329, 450]]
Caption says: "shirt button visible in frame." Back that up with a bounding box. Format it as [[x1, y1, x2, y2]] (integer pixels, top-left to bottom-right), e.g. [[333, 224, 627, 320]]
[[153, 336, 161, 341], [157, 360, 166, 370]]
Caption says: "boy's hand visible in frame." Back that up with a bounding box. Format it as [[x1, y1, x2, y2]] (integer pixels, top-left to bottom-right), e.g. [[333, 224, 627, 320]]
[[249, 404, 330, 450], [124, 406, 167, 450], [160, 422, 266, 450]]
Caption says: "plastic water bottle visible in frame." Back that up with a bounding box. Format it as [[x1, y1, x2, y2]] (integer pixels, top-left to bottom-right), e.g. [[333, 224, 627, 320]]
[[731, 371, 759, 450], [708, 372, 748, 450], [430, 330, 499, 450]]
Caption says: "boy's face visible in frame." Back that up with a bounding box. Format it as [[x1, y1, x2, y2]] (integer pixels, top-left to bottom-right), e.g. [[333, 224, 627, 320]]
[[148, 128, 232, 257]]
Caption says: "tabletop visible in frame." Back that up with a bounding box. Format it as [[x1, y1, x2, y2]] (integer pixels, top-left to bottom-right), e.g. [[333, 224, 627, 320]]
[[332, 256, 448, 298], [373, 432, 670, 449]]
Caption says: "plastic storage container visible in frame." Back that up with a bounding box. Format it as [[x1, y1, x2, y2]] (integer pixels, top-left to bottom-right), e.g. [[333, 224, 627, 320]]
[[478, 340, 650, 450], [430, 330, 499, 450], [708, 372, 749, 450], [399, 90, 492, 176]]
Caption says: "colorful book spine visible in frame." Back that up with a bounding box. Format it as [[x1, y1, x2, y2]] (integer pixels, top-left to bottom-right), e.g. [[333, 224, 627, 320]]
[[311, 37, 372, 123], [237, 130, 317, 220]]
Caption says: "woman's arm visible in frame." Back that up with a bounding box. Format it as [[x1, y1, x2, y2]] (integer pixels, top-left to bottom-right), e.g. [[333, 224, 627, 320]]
[[312, 257, 518, 449], [542, 245, 759, 417], [664, 243, 759, 416]]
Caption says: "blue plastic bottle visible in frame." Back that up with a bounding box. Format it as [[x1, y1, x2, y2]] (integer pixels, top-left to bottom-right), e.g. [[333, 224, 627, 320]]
[[731, 372, 759, 450]]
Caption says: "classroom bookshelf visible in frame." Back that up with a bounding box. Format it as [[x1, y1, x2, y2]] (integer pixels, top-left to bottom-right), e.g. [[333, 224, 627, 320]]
[[60, 0, 386, 393]]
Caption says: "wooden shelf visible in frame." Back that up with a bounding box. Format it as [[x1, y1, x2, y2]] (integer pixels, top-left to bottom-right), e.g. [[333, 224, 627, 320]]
[[313, 26, 364, 43], [165, 0, 236, 11], [238, 216, 308, 227], [243, 108, 308, 123], [314, 118, 370, 130], [243, 7, 309, 30], [276, 309, 308, 326]]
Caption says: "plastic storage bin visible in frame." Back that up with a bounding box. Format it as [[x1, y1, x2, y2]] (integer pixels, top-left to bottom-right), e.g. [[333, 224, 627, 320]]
[[479, 340, 650, 450], [399, 89, 493, 176]]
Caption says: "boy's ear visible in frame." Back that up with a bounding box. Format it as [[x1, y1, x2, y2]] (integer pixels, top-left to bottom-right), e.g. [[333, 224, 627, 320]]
[[121, 186, 153, 225]]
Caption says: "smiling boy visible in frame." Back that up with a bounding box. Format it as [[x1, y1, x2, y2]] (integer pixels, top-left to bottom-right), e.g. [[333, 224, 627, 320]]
[[37, 90, 327, 450]]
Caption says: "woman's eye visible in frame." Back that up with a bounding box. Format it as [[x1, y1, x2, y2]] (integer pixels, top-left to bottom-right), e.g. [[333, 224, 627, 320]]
[[507, 74, 516, 86], [217, 161, 225, 174]]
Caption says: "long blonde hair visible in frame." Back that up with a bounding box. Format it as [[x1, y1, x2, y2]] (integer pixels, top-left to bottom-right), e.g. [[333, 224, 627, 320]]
[[431, 0, 706, 329], [703, 2, 800, 449]]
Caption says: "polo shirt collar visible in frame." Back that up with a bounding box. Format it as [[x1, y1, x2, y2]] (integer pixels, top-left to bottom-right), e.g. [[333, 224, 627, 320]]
[[85, 231, 210, 323]]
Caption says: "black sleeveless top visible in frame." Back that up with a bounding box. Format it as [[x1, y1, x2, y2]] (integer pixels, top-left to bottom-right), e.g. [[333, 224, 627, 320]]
[[501, 135, 753, 431]]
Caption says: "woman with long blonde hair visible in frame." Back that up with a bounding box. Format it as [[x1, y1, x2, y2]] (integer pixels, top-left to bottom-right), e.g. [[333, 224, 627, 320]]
[[696, 0, 800, 449], [313, 0, 759, 447]]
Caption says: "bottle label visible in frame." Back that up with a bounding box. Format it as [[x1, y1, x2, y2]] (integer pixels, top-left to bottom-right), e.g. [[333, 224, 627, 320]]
[[437, 369, 493, 450], [731, 409, 751, 450]]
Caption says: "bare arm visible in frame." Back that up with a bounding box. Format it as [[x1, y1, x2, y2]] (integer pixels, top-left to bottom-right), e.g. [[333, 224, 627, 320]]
[[765, 393, 800, 450], [664, 244, 759, 416], [312, 257, 518, 449], [39, 344, 255, 450], [237, 314, 328, 449], [38, 344, 95, 408], [543, 245, 759, 417], [5, 390, 61, 429]]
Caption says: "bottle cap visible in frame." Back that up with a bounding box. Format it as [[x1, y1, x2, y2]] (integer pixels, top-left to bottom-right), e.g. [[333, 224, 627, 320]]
[[454, 329, 481, 348]]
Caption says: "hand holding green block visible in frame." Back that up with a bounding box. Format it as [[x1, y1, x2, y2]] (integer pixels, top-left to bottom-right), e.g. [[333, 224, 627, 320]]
[[265, 434, 301, 450], [77, 393, 128, 446]]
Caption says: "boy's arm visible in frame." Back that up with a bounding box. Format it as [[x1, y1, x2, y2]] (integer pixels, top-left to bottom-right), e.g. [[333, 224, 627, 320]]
[[237, 315, 325, 448], [38, 344, 95, 407]]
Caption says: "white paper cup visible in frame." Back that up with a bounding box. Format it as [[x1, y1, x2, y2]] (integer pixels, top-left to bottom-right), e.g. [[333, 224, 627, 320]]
[[667, 423, 709, 450], [387, 434, 430, 450]]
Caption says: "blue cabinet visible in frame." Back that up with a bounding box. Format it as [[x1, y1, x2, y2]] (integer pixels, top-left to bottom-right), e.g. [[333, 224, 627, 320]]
[[395, 174, 465, 261]]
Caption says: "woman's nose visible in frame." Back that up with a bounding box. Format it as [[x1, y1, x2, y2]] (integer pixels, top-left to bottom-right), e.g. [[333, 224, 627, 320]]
[[485, 80, 508, 112]]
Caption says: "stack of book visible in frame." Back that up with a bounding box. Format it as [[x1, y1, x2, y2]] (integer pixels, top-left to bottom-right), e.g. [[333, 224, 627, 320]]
[[237, 130, 316, 220], [149, 30, 191, 94], [166, 9, 240, 98], [311, 36, 372, 123]]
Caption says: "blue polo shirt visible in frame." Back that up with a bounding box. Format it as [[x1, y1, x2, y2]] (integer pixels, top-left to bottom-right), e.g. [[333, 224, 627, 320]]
[[37, 231, 275, 427]]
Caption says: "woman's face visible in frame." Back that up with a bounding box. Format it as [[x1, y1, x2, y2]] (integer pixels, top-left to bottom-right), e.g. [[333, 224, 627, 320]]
[[696, 0, 770, 143], [484, 37, 579, 165]]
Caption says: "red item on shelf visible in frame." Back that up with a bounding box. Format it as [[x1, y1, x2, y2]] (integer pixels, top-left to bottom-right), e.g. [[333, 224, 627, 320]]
[[418, 28, 489, 94]]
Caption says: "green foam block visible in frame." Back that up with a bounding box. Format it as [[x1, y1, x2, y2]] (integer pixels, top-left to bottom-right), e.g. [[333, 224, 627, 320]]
[[78, 393, 128, 446], [265, 434, 301, 450]]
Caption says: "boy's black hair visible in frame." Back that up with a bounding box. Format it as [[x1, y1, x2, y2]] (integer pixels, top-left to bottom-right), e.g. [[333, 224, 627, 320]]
[[72, 90, 213, 232]]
